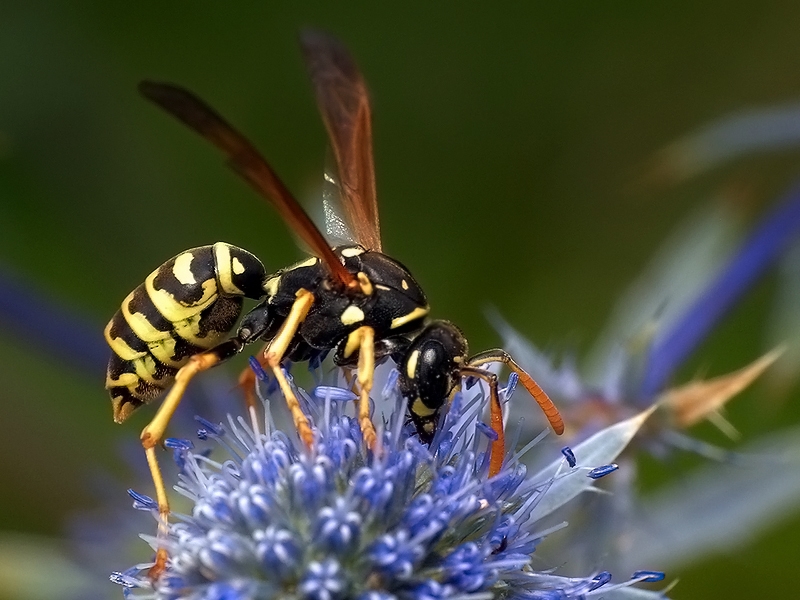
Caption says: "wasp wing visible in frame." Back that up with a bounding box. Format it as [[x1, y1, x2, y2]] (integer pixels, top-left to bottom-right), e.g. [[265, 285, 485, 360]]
[[300, 29, 382, 252], [139, 81, 354, 287], [322, 169, 358, 246]]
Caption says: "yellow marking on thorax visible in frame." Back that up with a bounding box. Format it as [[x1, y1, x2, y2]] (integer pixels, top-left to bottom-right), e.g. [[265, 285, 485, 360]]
[[357, 272, 373, 296], [390, 306, 430, 330], [294, 256, 319, 269], [401, 279, 409, 290], [411, 398, 437, 417], [341, 305, 365, 325], [172, 252, 197, 285], [340, 246, 364, 258], [406, 349, 420, 379], [145, 271, 217, 322], [232, 257, 245, 275], [213, 242, 244, 296], [264, 275, 281, 297]]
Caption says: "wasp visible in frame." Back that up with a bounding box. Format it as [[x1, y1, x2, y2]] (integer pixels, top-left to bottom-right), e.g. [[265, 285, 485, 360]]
[[105, 30, 564, 576]]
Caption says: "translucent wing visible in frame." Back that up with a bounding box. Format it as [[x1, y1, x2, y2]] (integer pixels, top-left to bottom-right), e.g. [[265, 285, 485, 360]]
[[322, 169, 358, 246], [139, 81, 355, 287], [300, 29, 382, 252]]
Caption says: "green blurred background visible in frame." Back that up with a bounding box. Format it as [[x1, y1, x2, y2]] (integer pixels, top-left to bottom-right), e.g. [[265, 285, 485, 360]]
[[2, 2, 800, 598]]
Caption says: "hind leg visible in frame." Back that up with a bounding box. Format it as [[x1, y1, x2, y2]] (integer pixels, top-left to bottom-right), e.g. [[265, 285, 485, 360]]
[[141, 338, 243, 578]]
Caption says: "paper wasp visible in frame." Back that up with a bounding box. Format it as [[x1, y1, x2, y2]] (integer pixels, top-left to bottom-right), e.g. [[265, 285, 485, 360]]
[[104, 30, 564, 576]]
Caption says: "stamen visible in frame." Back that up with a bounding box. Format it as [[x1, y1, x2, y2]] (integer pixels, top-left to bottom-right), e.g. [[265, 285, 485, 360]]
[[587, 464, 619, 479], [249, 356, 269, 381], [127, 489, 158, 511], [313, 385, 357, 401], [589, 571, 612, 590], [631, 570, 666, 582], [195, 416, 224, 437], [561, 446, 577, 468], [501, 372, 518, 401], [476, 421, 499, 441], [164, 438, 194, 450]]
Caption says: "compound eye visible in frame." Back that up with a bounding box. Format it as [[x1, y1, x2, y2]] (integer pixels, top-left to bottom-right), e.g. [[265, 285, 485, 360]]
[[421, 347, 438, 370]]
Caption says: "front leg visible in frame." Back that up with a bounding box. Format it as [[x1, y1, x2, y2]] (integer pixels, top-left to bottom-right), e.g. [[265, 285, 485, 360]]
[[262, 289, 316, 446], [334, 334, 411, 368]]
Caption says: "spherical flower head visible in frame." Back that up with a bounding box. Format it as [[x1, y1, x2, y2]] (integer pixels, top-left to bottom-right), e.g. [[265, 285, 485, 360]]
[[112, 366, 662, 599]]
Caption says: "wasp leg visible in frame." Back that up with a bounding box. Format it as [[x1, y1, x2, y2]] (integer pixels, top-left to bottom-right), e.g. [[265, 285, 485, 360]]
[[140, 338, 242, 579], [263, 289, 315, 447], [238, 342, 271, 409], [356, 326, 377, 449], [467, 349, 564, 435], [460, 365, 506, 477], [335, 334, 409, 401], [339, 325, 379, 449]]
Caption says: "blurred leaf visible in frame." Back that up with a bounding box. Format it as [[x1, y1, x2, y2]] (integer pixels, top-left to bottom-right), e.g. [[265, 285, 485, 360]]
[[645, 102, 800, 184], [767, 240, 800, 393], [584, 205, 737, 387], [620, 426, 800, 571], [0, 533, 91, 600]]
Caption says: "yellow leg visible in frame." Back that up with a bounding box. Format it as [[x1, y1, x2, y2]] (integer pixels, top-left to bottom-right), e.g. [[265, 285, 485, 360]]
[[355, 326, 378, 449], [144, 446, 169, 578], [140, 347, 232, 579], [468, 349, 565, 435], [264, 290, 315, 447], [461, 366, 506, 477]]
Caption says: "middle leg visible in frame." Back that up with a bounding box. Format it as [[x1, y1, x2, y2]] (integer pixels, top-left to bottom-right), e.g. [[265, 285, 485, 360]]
[[339, 325, 379, 448]]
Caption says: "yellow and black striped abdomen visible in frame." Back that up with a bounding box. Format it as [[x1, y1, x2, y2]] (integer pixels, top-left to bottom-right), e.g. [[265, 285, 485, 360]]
[[105, 242, 266, 422]]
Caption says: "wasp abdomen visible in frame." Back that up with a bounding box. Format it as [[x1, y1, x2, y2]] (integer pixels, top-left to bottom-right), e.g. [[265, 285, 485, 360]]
[[105, 242, 266, 422]]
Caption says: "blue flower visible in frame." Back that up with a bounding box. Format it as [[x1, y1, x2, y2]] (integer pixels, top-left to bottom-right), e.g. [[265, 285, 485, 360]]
[[493, 182, 800, 448], [488, 184, 800, 577], [111, 364, 663, 599]]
